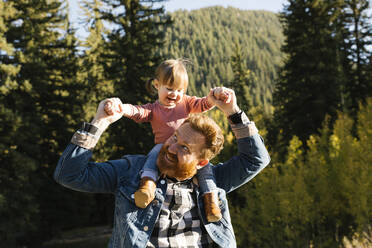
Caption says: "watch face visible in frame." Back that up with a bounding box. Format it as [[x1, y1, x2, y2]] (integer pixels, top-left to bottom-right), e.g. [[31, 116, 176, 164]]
[[229, 111, 243, 124], [82, 122, 98, 135]]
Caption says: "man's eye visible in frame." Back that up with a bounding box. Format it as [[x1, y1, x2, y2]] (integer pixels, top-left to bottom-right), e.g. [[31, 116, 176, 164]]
[[182, 146, 189, 152], [167, 88, 173, 91]]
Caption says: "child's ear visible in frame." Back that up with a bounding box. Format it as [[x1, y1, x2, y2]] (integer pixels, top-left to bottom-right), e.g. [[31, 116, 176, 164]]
[[153, 79, 160, 90]]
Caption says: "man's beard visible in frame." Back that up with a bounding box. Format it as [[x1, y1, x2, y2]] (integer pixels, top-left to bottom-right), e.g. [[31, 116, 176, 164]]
[[157, 145, 197, 181]]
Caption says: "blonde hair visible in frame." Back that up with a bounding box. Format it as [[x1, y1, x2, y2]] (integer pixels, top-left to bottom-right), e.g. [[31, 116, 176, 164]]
[[146, 59, 189, 95], [184, 114, 224, 160]]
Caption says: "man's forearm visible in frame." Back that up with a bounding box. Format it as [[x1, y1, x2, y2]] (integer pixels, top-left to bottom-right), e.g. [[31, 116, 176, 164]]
[[214, 111, 270, 193], [70, 122, 106, 150]]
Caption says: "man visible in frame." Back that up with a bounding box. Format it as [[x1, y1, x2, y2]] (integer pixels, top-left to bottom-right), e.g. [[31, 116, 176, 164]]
[[54, 88, 270, 248]]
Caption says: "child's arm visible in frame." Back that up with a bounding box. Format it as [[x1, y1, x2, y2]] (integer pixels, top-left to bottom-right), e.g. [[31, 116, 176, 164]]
[[104, 99, 153, 123], [186, 86, 230, 114]]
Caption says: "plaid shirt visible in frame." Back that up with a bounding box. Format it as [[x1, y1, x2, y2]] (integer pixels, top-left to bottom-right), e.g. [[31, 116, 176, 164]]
[[147, 177, 214, 248]]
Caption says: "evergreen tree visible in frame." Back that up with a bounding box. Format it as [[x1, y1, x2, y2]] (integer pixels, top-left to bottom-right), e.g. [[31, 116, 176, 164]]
[[342, 0, 372, 113], [0, 1, 37, 245], [76, 0, 118, 226], [158, 7, 284, 110], [230, 43, 253, 112], [272, 0, 346, 149], [0, 1, 20, 94], [97, 0, 171, 156], [68, 0, 171, 227], [0, 0, 84, 245]]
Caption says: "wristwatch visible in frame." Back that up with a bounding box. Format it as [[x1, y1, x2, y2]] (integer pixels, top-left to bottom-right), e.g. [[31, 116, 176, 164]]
[[81, 122, 99, 135], [228, 110, 244, 124]]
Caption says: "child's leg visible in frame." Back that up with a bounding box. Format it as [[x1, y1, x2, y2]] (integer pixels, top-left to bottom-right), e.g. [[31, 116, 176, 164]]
[[197, 163, 216, 194], [141, 143, 162, 181], [135, 144, 162, 208], [197, 164, 222, 222]]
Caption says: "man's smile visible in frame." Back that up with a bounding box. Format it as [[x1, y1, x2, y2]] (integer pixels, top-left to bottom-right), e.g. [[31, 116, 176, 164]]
[[165, 151, 177, 163]]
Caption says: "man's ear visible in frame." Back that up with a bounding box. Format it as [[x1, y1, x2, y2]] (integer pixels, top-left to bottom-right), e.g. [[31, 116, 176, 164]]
[[196, 159, 209, 169]]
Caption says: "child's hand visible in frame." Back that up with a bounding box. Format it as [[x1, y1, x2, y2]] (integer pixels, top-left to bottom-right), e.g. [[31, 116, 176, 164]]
[[213, 87, 231, 103], [104, 100, 115, 116], [105, 99, 131, 117], [91, 98, 124, 129], [104, 99, 124, 116]]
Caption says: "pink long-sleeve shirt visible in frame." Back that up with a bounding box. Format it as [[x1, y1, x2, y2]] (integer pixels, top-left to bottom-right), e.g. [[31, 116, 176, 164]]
[[123, 95, 213, 144]]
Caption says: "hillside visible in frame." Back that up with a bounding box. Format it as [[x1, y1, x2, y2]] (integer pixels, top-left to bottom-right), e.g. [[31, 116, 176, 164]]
[[158, 6, 284, 111]]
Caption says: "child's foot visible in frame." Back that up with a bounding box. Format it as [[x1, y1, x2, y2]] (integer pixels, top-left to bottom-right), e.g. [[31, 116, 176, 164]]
[[134, 177, 156, 208], [203, 192, 222, 222]]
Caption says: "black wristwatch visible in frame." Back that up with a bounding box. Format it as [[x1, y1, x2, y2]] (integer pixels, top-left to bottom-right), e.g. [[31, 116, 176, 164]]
[[228, 110, 244, 124], [81, 122, 99, 135]]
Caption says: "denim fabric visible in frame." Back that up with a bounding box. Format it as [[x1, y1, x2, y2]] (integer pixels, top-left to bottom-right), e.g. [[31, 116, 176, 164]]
[[54, 132, 270, 248], [141, 144, 162, 181], [196, 163, 217, 194]]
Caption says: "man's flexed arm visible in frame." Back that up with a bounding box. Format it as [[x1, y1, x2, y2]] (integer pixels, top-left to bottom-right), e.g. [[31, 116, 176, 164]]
[[54, 98, 127, 193], [209, 88, 271, 193]]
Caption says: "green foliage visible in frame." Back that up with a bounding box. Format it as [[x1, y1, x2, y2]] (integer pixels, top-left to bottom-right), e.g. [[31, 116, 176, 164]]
[[273, 0, 345, 148], [272, 0, 372, 150], [1, 0, 371, 246], [342, 0, 372, 114], [232, 99, 372, 247], [158, 7, 284, 111], [0, 0, 91, 245], [96, 0, 171, 156]]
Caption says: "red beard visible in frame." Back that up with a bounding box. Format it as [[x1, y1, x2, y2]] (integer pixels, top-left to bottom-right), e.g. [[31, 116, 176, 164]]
[[157, 145, 197, 181]]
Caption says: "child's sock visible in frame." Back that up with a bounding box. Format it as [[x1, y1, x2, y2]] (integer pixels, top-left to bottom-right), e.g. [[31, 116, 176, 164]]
[[134, 177, 156, 208], [203, 191, 222, 222]]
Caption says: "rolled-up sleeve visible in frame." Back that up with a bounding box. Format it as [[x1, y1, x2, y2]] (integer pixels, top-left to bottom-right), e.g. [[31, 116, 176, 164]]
[[213, 112, 270, 193], [54, 123, 128, 194]]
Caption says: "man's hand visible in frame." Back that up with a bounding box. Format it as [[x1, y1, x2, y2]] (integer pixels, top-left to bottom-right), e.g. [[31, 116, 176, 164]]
[[207, 86, 231, 107], [91, 98, 124, 130], [208, 87, 240, 116]]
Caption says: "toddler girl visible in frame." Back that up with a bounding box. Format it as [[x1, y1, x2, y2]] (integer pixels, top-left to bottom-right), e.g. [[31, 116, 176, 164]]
[[104, 59, 228, 222]]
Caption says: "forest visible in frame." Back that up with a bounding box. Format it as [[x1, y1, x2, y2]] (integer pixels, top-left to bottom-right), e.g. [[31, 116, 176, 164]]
[[0, 0, 371, 247]]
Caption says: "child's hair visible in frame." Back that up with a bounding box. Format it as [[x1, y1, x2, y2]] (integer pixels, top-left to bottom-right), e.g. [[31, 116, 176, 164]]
[[146, 59, 190, 95]]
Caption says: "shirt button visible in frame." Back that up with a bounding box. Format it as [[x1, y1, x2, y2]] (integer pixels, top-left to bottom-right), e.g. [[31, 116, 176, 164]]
[[160, 180, 165, 184], [143, 226, 149, 231], [131, 194, 134, 199]]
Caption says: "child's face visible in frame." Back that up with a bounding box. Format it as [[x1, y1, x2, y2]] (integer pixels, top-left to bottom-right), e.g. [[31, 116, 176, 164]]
[[157, 84, 185, 107]]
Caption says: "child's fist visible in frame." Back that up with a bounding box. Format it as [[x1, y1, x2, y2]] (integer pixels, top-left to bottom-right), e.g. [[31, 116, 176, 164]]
[[213, 87, 231, 103], [104, 100, 114, 116]]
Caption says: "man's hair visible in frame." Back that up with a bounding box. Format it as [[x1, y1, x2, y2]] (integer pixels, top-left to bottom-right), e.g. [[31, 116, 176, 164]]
[[184, 114, 224, 160]]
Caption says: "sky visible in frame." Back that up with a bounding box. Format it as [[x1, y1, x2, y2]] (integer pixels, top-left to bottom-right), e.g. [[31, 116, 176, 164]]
[[68, 0, 288, 38]]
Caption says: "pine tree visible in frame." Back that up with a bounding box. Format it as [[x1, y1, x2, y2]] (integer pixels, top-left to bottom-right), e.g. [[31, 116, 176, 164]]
[[342, 0, 372, 113], [229, 43, 253, 112], [0, 1, 20, 95], [0, 0, 84, 244], [97, 0, 171, 156], [0, 1, 38, 245], [158, 7, 283, 105], [272, 0, 346, 149]]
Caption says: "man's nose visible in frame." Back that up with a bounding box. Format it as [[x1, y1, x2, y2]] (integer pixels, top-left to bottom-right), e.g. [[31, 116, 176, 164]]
[[168, 143, 177, 154]]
